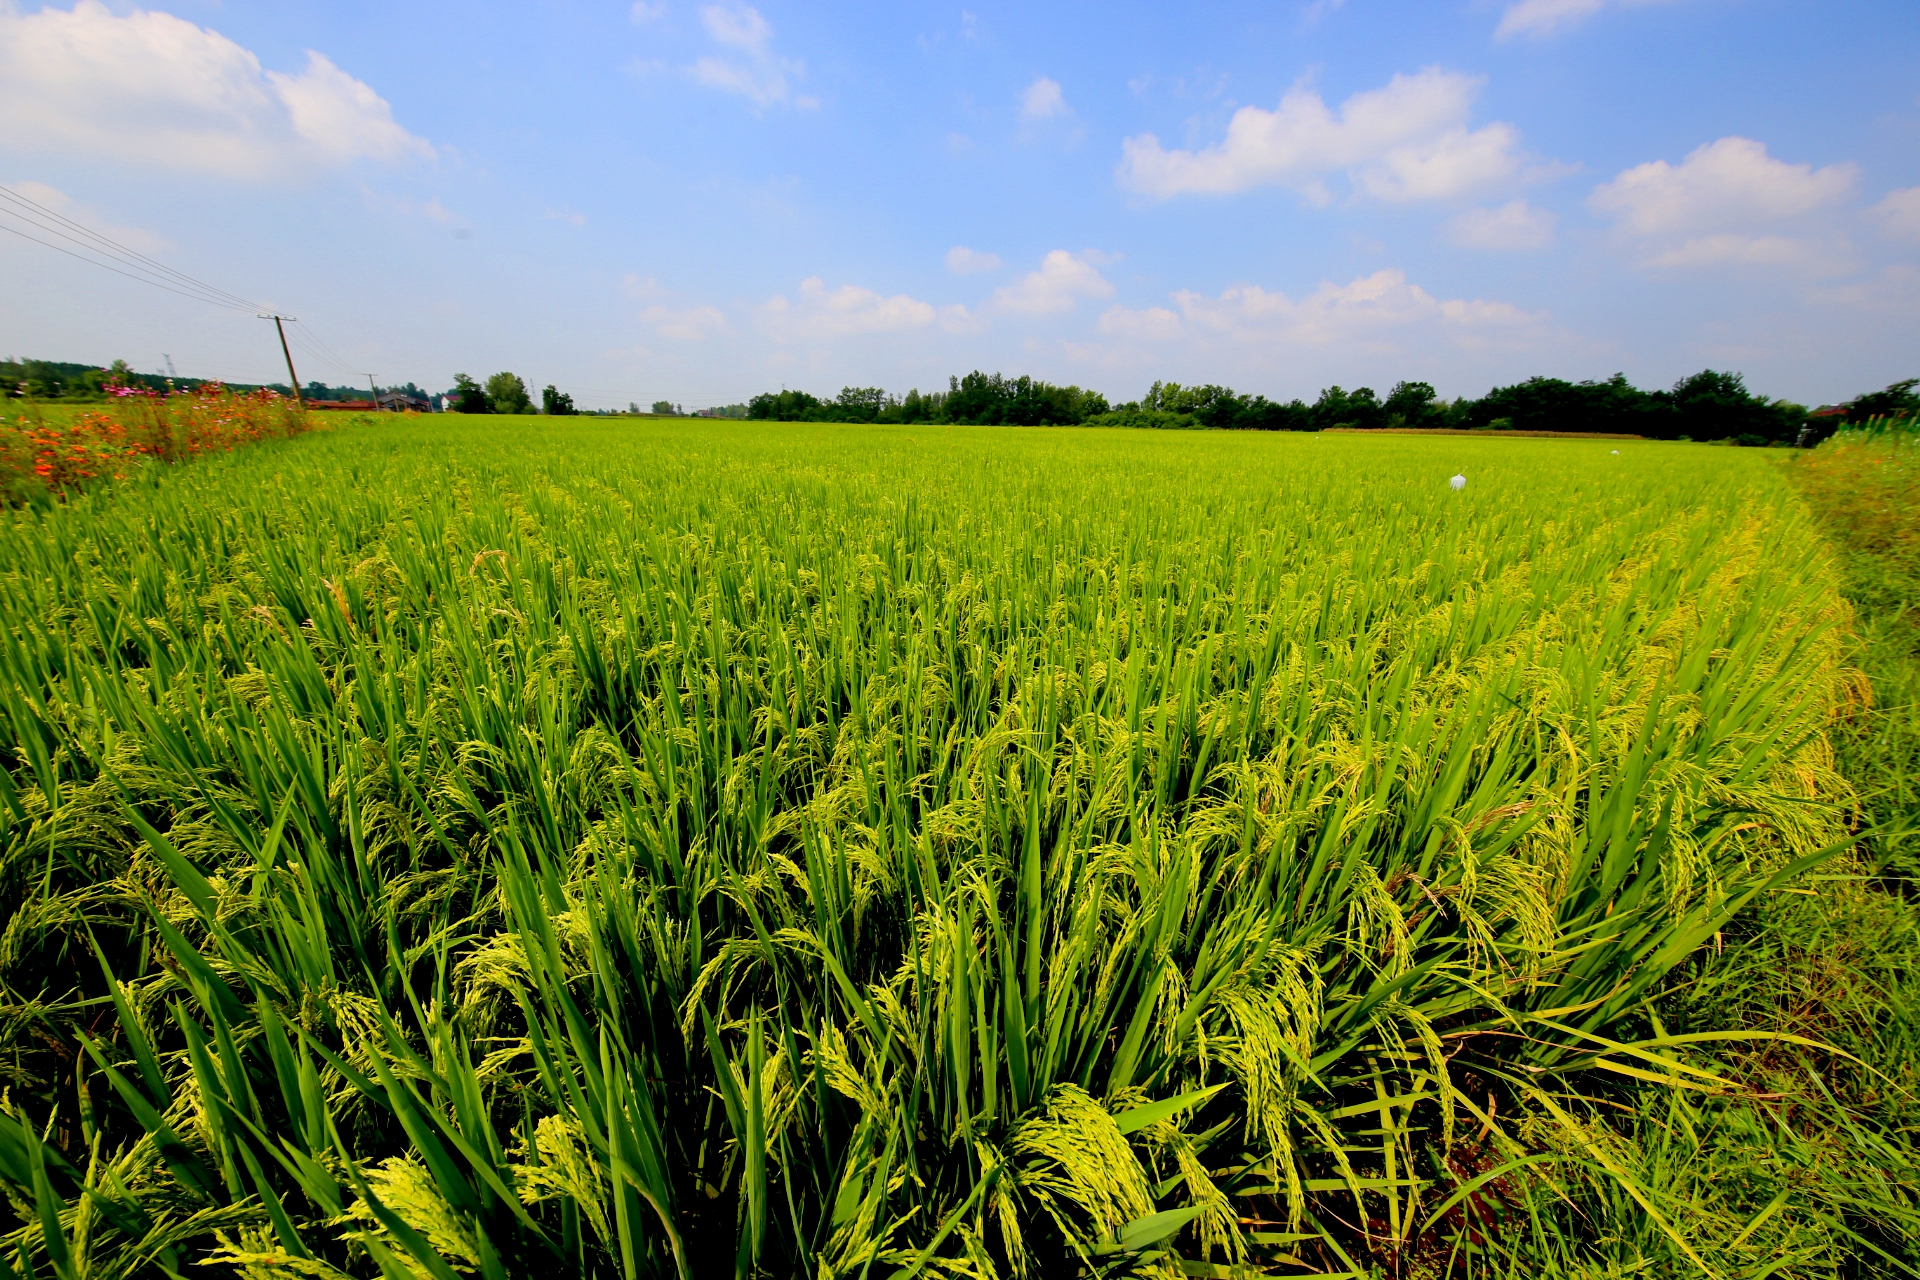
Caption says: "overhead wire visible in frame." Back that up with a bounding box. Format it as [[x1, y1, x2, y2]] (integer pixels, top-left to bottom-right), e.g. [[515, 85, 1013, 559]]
[[0, 181, 406, 394], [0, 221, 266, 315], [285, 326, 363, 380], [2, 185, 727, 407], [0, 183, 267, 313], [291, 324, 371, 380]]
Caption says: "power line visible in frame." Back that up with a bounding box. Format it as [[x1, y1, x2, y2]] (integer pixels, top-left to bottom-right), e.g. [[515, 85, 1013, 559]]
[[0, 182, 265, 313], [0, 183, 404, 395], [288, 324, 370, 380], [293, 322, 368, 378], [285, 326, 363, 380], [0, 220, 270, 313]]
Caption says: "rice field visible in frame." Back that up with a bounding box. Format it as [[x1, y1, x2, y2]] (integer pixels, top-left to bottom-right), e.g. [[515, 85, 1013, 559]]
[[0, 417, 1898, 1277]]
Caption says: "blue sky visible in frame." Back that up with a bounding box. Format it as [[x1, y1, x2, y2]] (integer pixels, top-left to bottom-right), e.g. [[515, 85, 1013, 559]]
[[1, 0, 1915, 409]]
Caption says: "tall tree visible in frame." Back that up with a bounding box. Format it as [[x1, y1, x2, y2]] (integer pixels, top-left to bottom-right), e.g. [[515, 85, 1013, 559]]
[[449, 373, 492, 414], [486, 371, 533, 415]]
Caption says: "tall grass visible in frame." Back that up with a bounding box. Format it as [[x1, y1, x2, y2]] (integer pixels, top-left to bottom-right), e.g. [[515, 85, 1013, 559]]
[[0, 422, 1885, 1277]]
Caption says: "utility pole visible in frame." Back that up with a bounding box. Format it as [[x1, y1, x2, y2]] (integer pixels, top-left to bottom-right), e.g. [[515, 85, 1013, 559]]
[[258, 314, 302, 403], [368, 374, 380, 410]]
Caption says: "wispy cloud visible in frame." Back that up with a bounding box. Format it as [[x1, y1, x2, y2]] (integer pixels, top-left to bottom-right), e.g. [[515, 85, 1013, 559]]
[[641, 302, 730, 340], [691, 4, 815, 109], [1094, 269, 1558, 355], [4, 180, 170, 253], [1446, 200, 1556, 250], [1868, 187, 1920, 240], [1495, 0, 1681, 41], [1020, 76, 1066, 121], [945, 246, 1003, 274], [761, 277, 973, 339]]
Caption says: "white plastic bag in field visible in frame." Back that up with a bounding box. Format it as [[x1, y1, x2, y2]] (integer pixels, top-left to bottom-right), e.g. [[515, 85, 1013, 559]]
[[1450, 474, 1466, 490]]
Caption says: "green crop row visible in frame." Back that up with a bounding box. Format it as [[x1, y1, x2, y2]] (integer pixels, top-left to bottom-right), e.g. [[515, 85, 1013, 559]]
[[0, 421, 1900, 1277]]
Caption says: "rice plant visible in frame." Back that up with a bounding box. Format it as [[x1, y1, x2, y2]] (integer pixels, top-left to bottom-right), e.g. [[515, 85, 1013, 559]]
[[0, 420, 1884, 1277]]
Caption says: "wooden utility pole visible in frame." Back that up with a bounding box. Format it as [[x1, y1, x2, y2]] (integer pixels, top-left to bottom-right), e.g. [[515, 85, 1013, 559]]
[[368, 374, 379, 410], [259, 314, 302, 403]]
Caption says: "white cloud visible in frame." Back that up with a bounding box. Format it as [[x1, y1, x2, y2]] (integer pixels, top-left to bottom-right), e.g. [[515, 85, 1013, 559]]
[[1099, 269, 1549, 352], [761, 277, 966, 339], [1097, 304, 1183, 342], [1869, 187, 1920, 240], [3, 180, 170, 253], [1117, 68, 1533, 203], [1589, 136, 1855, 236], [621, 273, 661, 299], [703, 2, 773, 53], [0, 3, 430, 181], [1447, 199, 1556, 249], [630, 1, 668, 22], [1640, 234, 1848, 273], [1355, 123, 1530, 202], [365, 190, 461, 227], [990, 250, 1115, 315], [945, 245, 1003, 274], [642, 303, 730, 340], [692, 4, 810, 109], [1020, 77, 1066, 121], [546, 208, 587, 226], [996, 253, 1113, 315], [1589, 137, 1857, 274], [1496, 0, 1605, 38], [270, 53, 429, 166], [1805, 264, 1920, 315], [1495, 0, 1678, 40]]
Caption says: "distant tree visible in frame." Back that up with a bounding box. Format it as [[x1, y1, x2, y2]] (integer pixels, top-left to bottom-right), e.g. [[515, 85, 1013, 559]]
[[486, 372, 533, 415], [835, 386, 894, 422], [449, 373, 491, 414], [542, 385, 576, 415], [896, 388, 947, 422], [1842, 377, 1919, 424], [1384, 380, 1443, 428], [747, 390, 822, 420], [1311, 385, 1384, 431], [650, 400, 677, 415], [1083, 406, 1200, 430], [1667, 370, 1799, 443], [1459, 374, 1672, 436], [944, 371, 1103, 425]]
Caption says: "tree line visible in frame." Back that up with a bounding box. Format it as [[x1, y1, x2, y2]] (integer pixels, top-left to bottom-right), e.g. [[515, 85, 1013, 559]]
[[747, 370, 1918, 444], [3, 357, 431, 406], [446, 374, 750, 418], [11, 355, 1912, 440], [0, 358, 300, 401]]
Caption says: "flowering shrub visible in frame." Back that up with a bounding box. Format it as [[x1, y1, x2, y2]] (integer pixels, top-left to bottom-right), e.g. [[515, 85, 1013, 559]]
[[0, 383, 316, 502]]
